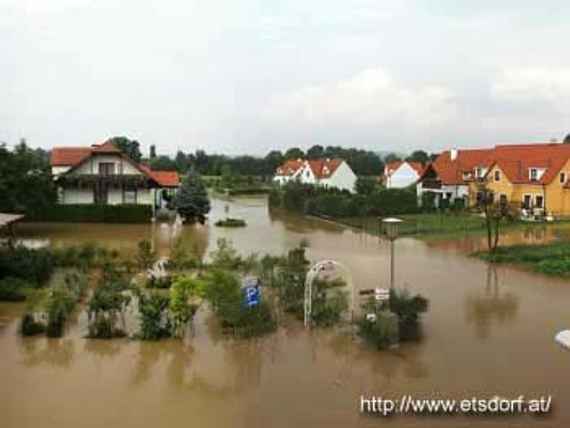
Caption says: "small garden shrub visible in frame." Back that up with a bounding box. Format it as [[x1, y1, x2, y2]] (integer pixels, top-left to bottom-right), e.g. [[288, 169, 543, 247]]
[[0, 277, 34, 301], [137, 292, 171, 340], [0, 246, 54, 285], [87, 274, 131, 339], [357, 310, 400, 350], [214, 218, 247, 227], [389, 288, 429, 341], [169, 276, 205, 338]]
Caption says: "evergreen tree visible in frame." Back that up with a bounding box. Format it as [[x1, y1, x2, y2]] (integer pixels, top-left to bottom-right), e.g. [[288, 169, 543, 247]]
[[174, 170, 211, 224]]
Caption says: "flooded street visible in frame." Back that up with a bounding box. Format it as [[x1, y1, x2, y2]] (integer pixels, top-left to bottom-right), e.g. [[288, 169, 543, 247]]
[[2, 196, 570, 427]]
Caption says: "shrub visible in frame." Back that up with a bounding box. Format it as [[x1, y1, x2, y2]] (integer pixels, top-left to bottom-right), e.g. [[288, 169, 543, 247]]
[[214, 218, 247, 227], [389, 288, 429, 341], [136, 240, 156, 271], [0, 246, 54, 285], [357, 311, 400, 350], [169, 276, 205, 338], [87, 273, 131, 339], [0, 277, 34, 301], [209, 238, 243, 269], [21, 314, 45, 336], [25, 204, 152, 223], [138, 292, 171, 340], [536, 258, 570, 276]]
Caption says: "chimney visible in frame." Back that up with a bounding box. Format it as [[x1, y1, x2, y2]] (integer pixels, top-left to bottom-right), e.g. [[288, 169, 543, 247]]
[[450, 148, 458, 161]]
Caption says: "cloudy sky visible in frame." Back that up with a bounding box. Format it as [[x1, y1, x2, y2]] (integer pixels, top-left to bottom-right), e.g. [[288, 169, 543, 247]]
[[1, 0, 570, 156]]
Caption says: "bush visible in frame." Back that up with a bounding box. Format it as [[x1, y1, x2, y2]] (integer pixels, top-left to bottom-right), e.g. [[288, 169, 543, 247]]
[[0, 277, 34, 301], [25, 204, 152, 223], [536, 258, 570, 276], [214, 218, 247, 227], [21, 314, 45, 336], [138, 292, 171, 340], [389, 288, 429, 341], [357, 311, 400, 350], [87, 272, 131, 339], [169, 276, 205, 338], [0, 246, 54, 285]]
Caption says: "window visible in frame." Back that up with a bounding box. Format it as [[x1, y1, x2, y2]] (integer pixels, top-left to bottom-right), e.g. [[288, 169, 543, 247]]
[[535, 195, 544, 209], [529, 168, 538, 181], [561, 172, 566, 184], [494, 170, 501, 181], [523, 194, 532, 209], [99, 162, 115, 176], [499, 194, 508, 206]]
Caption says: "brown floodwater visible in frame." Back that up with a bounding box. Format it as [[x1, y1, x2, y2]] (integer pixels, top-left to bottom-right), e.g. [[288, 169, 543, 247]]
[[2, 196, 570, 427]]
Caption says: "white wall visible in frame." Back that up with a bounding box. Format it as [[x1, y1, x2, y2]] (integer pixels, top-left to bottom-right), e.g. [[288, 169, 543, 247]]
[[386, 162, 420, 189], [60, 187, 154, 205], [52, 166, 71, 176], [73, 154, 143, 175], [323, 162, 357, 192]]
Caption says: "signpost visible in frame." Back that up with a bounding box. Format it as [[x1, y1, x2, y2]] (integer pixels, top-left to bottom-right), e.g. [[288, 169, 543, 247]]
[[242, 277, 261, 308]]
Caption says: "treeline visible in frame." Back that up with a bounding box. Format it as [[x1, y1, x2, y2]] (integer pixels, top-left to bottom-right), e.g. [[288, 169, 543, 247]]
[[269, 182, 420, 218]]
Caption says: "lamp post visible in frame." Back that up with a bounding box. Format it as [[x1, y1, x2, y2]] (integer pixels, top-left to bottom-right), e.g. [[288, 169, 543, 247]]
[[382, 217, 402, 289]]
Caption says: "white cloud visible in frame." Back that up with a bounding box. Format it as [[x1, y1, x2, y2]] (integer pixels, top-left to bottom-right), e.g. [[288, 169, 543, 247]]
[[265, 67, 457, 132]]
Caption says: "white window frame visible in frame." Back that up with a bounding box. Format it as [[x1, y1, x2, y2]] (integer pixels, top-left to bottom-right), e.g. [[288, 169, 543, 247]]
[[523, 193, 532, 209], [535, 194, 544, 209], [494, 170, 501, 182], [529, 168, 538, 181]]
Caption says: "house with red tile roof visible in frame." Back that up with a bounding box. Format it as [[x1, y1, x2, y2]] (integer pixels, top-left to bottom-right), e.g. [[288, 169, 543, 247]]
[[50, 140, 180, 209], [383, 161, 425, 189], [417, 142, 570, 215], [273, 158, 357, 192]]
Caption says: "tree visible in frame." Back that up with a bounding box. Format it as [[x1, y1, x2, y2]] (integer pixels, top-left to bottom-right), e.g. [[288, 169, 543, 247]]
[[384, 153, 402, 164], [150, 155, 177, 171], [284, 147, 305, 160], [307, 144, 324, 159], [107, 136, 142, 162], [406, 150, 429, 164], [264, 150, 284, 174], [174, 170, 211, 224], [150, 145, 157, 159], [476, 182, 513, 253], [355, 176, 377, 196], [564, 134, 570, 144]]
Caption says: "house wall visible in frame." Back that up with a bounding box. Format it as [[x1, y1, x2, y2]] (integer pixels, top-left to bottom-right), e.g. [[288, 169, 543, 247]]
[[73, 154, 143, 175], [545, 159, 570, 216], [386, 163, 419, 189], [52, 166, 71, 176], [60, 187, 154, 205], [485, 164, 547, 210], [323, 162, 357, 193]]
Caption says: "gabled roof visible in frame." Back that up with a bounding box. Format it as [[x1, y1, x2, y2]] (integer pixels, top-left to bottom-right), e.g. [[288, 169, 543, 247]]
[[307, 159, 343, 179], [422, 148, 495, 185], [51, 140, 180, 187], [275, 159, 304, 177], [487, 143, 570, 185], [385, 161, 424, 177]]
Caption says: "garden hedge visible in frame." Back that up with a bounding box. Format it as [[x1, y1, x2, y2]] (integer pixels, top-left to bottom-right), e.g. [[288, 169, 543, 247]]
[[27, 204, 152, 223]]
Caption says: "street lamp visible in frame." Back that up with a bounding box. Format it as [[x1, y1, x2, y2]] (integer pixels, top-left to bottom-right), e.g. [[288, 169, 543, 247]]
[[382, 217, 403, 289]]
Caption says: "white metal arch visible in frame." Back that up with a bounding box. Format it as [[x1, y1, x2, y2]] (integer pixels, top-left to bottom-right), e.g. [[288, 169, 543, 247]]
[[304, 260, 353, 329]]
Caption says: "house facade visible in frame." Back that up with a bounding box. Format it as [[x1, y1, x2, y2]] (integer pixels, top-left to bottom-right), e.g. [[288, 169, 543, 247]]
[[50, 141, 180, 210], [417, 148, 494, 207], [417, 142, 570, 217], [273, 158, 357, 192], [383, 161, 424, 189]]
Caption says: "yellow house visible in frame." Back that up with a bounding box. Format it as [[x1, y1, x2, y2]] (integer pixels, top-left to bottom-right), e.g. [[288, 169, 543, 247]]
[[481, 144, 570, 217]]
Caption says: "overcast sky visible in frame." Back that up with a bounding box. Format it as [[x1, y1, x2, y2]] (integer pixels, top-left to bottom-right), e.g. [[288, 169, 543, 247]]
[[1, 0, 570, 156]]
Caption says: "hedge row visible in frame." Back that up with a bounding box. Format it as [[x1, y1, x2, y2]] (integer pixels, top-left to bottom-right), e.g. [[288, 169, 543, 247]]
[[26, 204, 153, 223], [269, 183, 421, 218]]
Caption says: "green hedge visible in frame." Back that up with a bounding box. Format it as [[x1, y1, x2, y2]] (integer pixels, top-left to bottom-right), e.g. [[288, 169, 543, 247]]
[[27, 204, 152, 223]]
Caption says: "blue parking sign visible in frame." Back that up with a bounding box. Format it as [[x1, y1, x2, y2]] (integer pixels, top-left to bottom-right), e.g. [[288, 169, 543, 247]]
[[242, 277, 261, 307]]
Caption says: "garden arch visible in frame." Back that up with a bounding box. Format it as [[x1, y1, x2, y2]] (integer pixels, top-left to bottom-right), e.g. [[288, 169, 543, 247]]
[[304, 260, 354, 329]]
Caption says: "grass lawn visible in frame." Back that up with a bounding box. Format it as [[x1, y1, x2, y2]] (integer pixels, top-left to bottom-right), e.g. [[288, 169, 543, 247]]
[[340, 213, 490, 236], [473, 242, 570, 277]]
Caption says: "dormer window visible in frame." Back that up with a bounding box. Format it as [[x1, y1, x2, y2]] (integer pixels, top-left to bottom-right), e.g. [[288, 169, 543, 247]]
[[529, 168, 538, 181], [561, 172, 566, 184], [474, 168, 482, 178], [494, 170, 501, 182]]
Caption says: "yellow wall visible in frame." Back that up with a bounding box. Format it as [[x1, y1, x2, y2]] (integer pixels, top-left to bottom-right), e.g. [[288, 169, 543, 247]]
[[481, 162, 570, 216]]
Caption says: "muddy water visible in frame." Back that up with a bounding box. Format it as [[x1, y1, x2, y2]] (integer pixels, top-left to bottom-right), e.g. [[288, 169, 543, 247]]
[[2, 196, 570, 427]]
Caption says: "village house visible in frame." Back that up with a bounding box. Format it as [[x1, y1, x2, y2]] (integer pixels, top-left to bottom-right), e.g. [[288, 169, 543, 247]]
[[273, 158, 357, 193], [417, 147, 494, 207], [383, 160, 425, 189], [50, 141, 180, 212], [417, 142, 570, 217]]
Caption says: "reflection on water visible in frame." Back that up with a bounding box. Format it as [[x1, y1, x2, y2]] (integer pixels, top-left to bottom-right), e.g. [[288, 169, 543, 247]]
[[2, 196, 570, 427]]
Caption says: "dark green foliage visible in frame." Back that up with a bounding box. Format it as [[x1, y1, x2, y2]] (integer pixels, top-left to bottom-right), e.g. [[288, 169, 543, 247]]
[[405, 150, 429, 164], [107, 136, 142, 162], [310, 279, 349, 327], [138, 292, 171, 340], [214, 218, 247, 227], [0, 277, 33, 301], [0, 246, 54, 285], [0, 140, 56, 216], [210, 238, 243, 270], [536, 259, 570, 276], [389, 288, 428, 341], [21, 314, 45, 336], [26, 204, 152, 223], [174, 170, 211, 223], [355, 176, 378, 196], [52, 242, 112, 268], [202, 270, 276, 338], [357, 310, 400, 350]]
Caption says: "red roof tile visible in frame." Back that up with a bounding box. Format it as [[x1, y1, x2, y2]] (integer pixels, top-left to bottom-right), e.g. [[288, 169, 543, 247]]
[[50, 147, 93, 166], [307, 159, 343, 179], [139, 165, 180, 187], [275, 159, 304, 176]]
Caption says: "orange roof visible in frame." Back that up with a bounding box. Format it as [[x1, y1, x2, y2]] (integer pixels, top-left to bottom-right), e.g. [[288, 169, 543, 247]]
[[422, 143, 570, 186], [307, 159, 343, 179], [275, 159, 304, 176], [51, 147, 93, 166], [51, 140, 180, 187]]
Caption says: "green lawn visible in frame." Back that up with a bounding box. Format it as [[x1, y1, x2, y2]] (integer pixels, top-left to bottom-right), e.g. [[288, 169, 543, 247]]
[[474, 242, 570, 277]]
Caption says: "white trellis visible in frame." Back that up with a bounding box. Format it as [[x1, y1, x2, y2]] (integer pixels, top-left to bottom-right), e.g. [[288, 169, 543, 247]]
[[304, 260, 353, 329]]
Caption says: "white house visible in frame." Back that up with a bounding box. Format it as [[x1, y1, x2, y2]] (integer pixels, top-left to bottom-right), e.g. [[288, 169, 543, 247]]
[[383, 161, 424, 189], [50, 141, 180, 210], [274, 158, 357, 193]]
